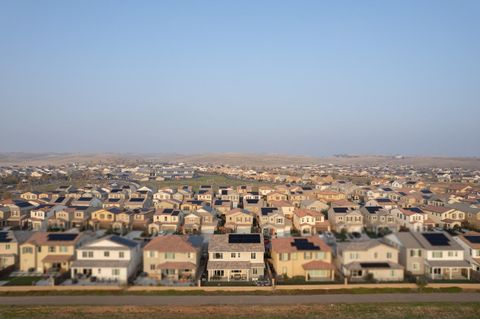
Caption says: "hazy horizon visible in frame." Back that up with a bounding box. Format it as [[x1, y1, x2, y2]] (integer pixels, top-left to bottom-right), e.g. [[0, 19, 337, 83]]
[[1, 0, 479, 156]]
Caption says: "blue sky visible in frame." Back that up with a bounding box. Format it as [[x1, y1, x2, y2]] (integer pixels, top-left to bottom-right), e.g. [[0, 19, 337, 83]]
[[0, 0, 479, 156]]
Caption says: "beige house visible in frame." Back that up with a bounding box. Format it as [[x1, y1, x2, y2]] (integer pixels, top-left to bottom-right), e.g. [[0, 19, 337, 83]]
[[196, 206, 218, 234], [224, 208, 254, 234], [386, 231, 471, 280], [336, 240, 404, 282], [207, 234, 265, 282], [391, 207, 435, 232], [148, 208, 183, 234], [360, 206, 399, 234], [0, 231, 31, 270], [293, 208, 330, 236], [271, 236, 335, 281], [19, 232, 87, 273], [269, 200, 295, 218], [327, 207, 363, 233], [143, 235, 202, 282], [422, 205, 465, 229], [259, 207, 292, 237]]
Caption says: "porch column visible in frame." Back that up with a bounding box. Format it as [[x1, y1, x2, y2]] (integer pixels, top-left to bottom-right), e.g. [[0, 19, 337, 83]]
[[449, 267, 452, 280], [468, 268, 471, 280], [331, 270, 334, 280]]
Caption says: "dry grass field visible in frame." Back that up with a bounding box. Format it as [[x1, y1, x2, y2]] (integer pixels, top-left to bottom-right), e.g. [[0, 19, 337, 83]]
[[1, 303, 480, 319]]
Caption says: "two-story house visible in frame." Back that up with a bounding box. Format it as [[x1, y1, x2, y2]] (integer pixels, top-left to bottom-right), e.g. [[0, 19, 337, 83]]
[[259, 207, 292, 237], [19, 232, 87, 274], [143, 235, 202, 282], [336, 240, 404, 282], [224, 208, 254, 234], [327, 207, 363, 233], [148, 208, 183, 235], [71, 235, 141, 284], [207, 234, 265, 282], [271, 236, 335, 281], [385, 231, 471, 280], [293, 208, 330, 236]]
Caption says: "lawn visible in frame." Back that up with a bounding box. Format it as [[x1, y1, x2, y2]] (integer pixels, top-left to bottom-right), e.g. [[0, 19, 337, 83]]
[[1, 303, 480, 319], [4, 276, 43, 286]]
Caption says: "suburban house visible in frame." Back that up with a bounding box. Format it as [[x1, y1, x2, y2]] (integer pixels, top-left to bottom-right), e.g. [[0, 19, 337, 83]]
[[71, 235, 141, 284], [293, 208, 330, 236], [360, 206, 399, 234], [224, 208, 254, 234], [4, 200, 36, 228], [259, 207, 292, 237], [195, 206, 218, 234], [316, 190, 346, 203], [266, 191, 288, 203], [28, 204, 65, 231], [271, 236, 335, 282], [207, 234, 265, 282], [391, 207, 435, 232], [449, 203, 480, 229], [300, 199, 329, 213], [269, 200, 295, 218], [148, 208, 183, 234], [0, 231, 31, 270], [422, 205, 465, 229], [19, 232, 87, 274], [89, 208, 122, 230], [385, 231, 471, 280], [327, 207, 363, 233], [182, 211, 201, 234], [131, 208, 155, 231], [336, 240, 404, 282], [453, 231, 480, 272], [143, 235, 202, 282]]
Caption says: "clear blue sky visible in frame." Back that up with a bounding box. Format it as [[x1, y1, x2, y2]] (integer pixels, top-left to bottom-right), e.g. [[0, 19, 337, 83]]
[[0, 0, 479, 156]]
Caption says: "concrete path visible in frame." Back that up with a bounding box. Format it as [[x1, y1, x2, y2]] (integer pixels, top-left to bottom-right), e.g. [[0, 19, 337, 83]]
[[1, 293, 480, 306]]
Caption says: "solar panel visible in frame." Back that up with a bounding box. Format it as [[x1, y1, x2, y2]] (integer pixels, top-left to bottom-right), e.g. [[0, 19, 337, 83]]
[[228, 234, 261, 244], [422, 233, 450, 246], [47, 233, 78, 241], [291, 238, 320, 251], [333, 207, 348, 213], [359, 262, 390, 268], [0, 232, 12, 243], [365, 206, 382, 214], [465, 236, 480, 244]]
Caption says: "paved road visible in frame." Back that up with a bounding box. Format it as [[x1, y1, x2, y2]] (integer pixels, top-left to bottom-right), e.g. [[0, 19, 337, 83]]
[[1, 293, 480, 306]]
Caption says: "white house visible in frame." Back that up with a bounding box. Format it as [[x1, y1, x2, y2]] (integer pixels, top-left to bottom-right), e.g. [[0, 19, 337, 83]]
[[71, 235, 141, 284]]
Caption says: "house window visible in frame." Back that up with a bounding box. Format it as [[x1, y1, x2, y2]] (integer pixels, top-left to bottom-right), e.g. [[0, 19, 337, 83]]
[[432, 251, 443, 258], [59, 246, 67, 253], [119, 252, 125, 258], [231, 253, 236, 258], [187, 253, 192, 259], [252, 268, 258, 275], [213, 270, 224, 277], [213, 253, 223, 260], [22, 247, 33, 254], [104, 251, 110, 257], [279, 253, 290, 261], [165, 252, 175, 259], [150, 264, 155, 271], [412, 263, 419, 270], [304, 252, 312, 260], [82, 251, 88, 258], [49, 246, 56, 253], [112, 268, 120, 276], [5, 244, 10, 250], [386, 252, 392, 259], [251, 252, 257, 259], [88, 251, 93, 258], [149, 251, 156, 258], [351, 270, 363, 277]]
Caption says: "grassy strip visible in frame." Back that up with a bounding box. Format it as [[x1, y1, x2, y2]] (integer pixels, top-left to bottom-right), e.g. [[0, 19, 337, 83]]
[[0, 287, 466, 297], [2, 303, 480, 319]]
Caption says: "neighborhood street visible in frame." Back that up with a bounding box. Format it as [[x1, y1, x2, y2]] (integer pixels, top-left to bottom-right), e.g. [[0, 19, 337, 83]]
[[1, 293, 480, 306]]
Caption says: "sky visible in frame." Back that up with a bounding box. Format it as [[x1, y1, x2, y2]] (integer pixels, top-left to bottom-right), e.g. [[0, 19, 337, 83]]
[[0, 0, 479, 157]]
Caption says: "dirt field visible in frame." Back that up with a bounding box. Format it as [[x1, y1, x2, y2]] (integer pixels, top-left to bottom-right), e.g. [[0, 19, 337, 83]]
[[1, 303, 480, 319]]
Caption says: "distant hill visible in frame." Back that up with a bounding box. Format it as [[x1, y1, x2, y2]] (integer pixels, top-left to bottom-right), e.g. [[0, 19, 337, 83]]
[[0, 152, 479, 169]]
